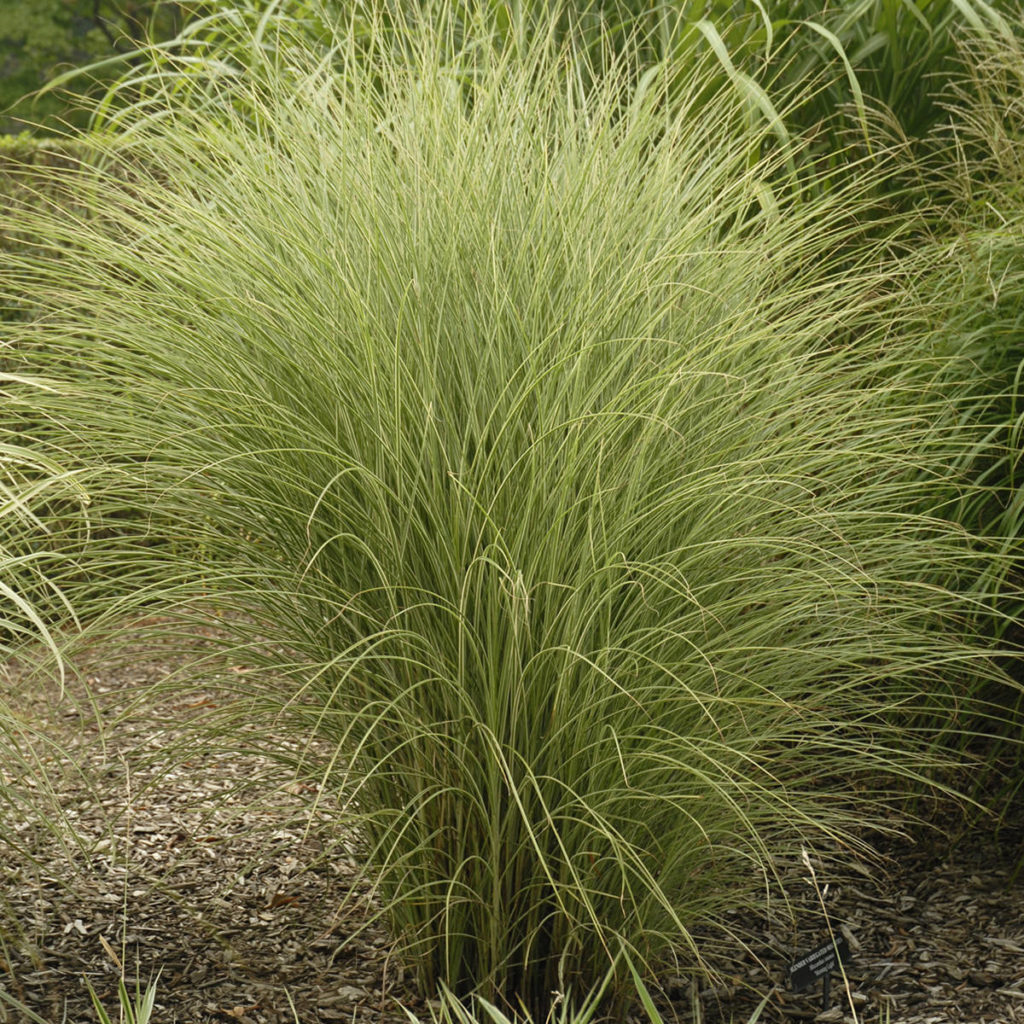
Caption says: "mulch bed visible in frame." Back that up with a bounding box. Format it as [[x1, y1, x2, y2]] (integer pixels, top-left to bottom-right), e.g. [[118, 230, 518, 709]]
[[2, 643, 1023, 1024]]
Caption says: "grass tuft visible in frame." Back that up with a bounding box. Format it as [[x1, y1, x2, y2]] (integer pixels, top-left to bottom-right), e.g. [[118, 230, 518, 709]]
[[2, 11, 1019, 1017]]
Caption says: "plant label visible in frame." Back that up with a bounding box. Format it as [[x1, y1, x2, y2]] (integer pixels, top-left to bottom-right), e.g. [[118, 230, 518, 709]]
[[788, 932, 850, 993]]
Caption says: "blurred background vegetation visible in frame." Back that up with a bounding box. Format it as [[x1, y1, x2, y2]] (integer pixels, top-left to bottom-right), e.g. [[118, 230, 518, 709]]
[[0, 2, 203, 135], [3, 1, 1014, 142]]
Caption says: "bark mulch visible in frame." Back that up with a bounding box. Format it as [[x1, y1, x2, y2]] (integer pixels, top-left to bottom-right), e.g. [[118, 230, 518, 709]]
[[2, 644, 1023, 1024]]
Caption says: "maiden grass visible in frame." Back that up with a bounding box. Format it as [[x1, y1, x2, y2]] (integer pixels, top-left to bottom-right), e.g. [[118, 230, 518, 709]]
[[2, 18, 1018, 1017], [909, 26, 1024, 787], [0, 428, 87, 675]]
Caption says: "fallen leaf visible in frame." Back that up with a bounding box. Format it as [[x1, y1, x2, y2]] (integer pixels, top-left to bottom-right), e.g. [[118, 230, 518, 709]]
[[267, 892, 299, 909]]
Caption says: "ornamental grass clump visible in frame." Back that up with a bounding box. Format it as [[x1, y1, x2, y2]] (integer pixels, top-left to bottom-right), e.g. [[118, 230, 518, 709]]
[[931, 25, 1024, 554], [2, 15, 1017, 1017], [908, 24, 1024, 785]]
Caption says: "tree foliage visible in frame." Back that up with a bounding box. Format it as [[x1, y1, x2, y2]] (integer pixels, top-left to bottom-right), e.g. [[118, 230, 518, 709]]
[[0, 1, 197, 134]]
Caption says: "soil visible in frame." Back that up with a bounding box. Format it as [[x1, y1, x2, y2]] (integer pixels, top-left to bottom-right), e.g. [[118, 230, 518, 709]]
[[2, 641, 1023, 1024]]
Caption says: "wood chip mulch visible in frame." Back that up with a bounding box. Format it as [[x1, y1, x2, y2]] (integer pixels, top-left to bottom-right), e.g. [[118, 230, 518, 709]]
[[2, 645, 1023, 1024]]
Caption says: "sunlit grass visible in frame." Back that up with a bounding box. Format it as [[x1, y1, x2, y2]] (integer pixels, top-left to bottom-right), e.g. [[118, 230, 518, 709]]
[[2, 12, 1019, 1017]]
